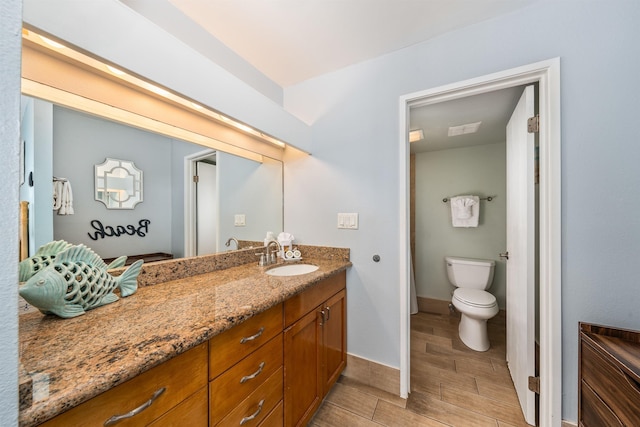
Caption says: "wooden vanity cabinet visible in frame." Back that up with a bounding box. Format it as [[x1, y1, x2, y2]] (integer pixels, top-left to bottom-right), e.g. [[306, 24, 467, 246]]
[[578, 322, 640, 427], [209, 303, 284, 426], [283, 271, 347, 427], [34, 272, 348, 427], [40, 342, 208, 427]]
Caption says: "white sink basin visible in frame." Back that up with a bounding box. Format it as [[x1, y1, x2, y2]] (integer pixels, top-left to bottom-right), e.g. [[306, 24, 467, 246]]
[[266, 264, 319, 276]]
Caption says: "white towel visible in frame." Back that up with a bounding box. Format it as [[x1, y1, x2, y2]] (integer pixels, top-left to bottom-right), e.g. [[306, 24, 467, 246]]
[[53, 178, 74, 215], [450, 195, 479, 227]]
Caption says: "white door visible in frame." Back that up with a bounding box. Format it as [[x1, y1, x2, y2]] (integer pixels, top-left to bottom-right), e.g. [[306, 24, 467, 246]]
[[505, 85, 536, 425], [196, 161, 218, 255]]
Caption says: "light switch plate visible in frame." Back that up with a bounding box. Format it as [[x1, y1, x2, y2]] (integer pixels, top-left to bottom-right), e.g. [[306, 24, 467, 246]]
[[234, 214, 246, 226], [337, 213, 358, 229]]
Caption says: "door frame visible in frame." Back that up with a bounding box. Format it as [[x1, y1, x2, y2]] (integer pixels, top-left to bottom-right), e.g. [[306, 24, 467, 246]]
[[398, 58, 561, 426], [184, 148, 217, 257]]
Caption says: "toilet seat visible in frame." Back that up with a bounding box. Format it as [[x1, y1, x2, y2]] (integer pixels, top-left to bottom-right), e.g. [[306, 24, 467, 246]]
[[453, 288, 497, 308]]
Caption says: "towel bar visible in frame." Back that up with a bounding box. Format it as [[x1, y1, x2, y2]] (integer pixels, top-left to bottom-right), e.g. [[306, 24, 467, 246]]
[[442, 196, 494, 203]]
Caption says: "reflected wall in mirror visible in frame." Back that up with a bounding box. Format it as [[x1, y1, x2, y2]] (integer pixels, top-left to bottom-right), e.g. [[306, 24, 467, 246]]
[[94, 158, 143, 209], [20, 96, 283, 261]]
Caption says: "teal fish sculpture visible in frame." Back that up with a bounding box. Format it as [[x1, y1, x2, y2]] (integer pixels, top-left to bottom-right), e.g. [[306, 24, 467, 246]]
[[19, 244, 143, 318], [19, 240, 127, 282]]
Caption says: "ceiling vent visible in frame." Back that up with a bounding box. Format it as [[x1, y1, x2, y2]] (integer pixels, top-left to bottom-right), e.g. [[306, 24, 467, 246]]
[[448, 121, 481, 137]]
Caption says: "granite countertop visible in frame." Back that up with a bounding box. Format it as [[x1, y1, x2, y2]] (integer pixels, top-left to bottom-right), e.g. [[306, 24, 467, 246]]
[[18, 254, 351, 426]]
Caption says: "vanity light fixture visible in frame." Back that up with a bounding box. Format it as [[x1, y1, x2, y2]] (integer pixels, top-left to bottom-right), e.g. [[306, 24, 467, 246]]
[[22, 28, 287, 151], [409, 129, 424, 142], [106, 65, 126, 76], [38, 35, 66, 49], [448, 121, 482, 137]]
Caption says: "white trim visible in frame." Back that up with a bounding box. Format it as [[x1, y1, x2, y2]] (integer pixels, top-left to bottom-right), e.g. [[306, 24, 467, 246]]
[[398, 58, 562, 426], [184, 148, 217, 257]]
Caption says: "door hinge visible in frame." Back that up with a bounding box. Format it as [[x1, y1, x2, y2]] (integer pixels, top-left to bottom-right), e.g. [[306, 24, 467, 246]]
[[193, 175, 199, 183], [528, 376, 540, 394], [527, 115, 540, 133]]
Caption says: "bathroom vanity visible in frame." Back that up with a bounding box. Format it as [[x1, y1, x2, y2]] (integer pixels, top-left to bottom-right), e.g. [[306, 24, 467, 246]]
[[18, 247, 350, 427]]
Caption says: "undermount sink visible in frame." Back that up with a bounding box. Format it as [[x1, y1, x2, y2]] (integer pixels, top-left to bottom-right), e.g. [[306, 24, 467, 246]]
[[265, 263, 319, 276]]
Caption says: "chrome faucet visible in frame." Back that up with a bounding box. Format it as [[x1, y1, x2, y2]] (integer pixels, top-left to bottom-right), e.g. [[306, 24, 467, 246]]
[[225, 237, 239, 250], [265, 239, 281, 265]]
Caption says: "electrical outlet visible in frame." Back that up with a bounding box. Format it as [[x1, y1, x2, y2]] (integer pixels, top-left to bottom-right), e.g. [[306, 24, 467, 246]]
[[234, 214, 246, 226]]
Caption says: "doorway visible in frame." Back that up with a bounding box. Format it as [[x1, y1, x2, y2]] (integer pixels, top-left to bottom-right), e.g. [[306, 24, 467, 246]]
[[184, 148, 219, 257], [398, 59, 562, 426]]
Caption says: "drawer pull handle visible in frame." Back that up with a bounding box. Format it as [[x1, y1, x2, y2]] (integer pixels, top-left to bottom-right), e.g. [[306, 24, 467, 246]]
[[240, 399, 265, 425], [104, 387, 166, 426], [240, 327, 264, 344], [325, 306, 331, 321], [240, 362, 265, 384], [320, 310, 325, 326]]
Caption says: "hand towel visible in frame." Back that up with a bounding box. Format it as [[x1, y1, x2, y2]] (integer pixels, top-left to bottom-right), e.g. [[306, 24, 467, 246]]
[[53, 178, 74, 215], [450, 195, 479, 227]]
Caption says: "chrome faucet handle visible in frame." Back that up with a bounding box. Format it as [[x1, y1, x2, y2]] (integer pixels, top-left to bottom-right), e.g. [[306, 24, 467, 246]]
[[265, 240, 281, 264], [255, 252, 266, 267]]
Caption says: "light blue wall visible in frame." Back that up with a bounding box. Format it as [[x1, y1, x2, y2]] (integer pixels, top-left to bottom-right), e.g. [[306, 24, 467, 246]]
[[284, 1, 640, 422], [217, 152, 283, 249], [414, 143, 507, 308], [20, 98, 55, 253], [50, 106, 282, 260], [13, 0, 640, 424], [32, 100, 55, 251], [0, 0, 22, 423], [52, 107, 178, 259]]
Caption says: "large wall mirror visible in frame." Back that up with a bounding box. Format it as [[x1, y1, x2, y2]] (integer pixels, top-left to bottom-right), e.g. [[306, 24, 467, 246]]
[[20, 29, 286, 263], [20, 97, 284, 261]]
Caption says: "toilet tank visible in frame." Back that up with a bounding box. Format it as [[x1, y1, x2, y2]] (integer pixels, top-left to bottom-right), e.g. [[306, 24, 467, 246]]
[[445, 256, 495, 290]]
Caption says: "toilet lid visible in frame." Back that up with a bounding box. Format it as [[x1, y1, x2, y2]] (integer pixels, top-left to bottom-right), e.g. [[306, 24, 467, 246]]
[[454, 289, 497, 308]]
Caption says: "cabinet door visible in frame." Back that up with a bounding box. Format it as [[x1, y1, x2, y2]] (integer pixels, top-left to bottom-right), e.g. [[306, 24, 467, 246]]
[[284, 309, 322, 427], [322, 289, 347, 394]]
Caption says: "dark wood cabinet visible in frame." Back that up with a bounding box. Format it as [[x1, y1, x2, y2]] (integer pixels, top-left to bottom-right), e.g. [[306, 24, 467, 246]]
[[283, 272, 347, 427], [579, 322, 640, 427]]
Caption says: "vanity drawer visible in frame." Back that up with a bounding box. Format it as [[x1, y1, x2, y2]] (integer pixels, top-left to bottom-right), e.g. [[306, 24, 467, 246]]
[[213, 367, 283, 427], [284, 271, 346, 327], [209, 334, 283, 425], [148, 386, 208, 427], [40, 342, 208, 427], [581, 340, 640, 426], [580, 380, 623, 427], [209, 303, 283, 380], [258, 400, 283, 427]]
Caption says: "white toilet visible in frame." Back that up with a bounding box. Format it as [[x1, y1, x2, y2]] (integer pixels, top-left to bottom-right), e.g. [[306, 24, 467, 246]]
[[445, 256, 498, 352]]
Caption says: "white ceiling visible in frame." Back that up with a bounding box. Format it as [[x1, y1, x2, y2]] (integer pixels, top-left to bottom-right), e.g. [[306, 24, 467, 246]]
[[123, 0, 538, 152], [409, 85, 528, 153], [160, 0, 537, 88]]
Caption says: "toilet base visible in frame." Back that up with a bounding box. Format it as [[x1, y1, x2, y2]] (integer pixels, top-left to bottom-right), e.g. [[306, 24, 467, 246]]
[[458, 314, 491, 352]]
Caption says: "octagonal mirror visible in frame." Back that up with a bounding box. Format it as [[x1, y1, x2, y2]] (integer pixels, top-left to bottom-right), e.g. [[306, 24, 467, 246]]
[[94, 158, 143, 209]]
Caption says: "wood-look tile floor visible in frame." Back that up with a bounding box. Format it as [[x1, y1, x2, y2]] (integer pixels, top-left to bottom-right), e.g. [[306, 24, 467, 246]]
[[310, 311, 530, 426]]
